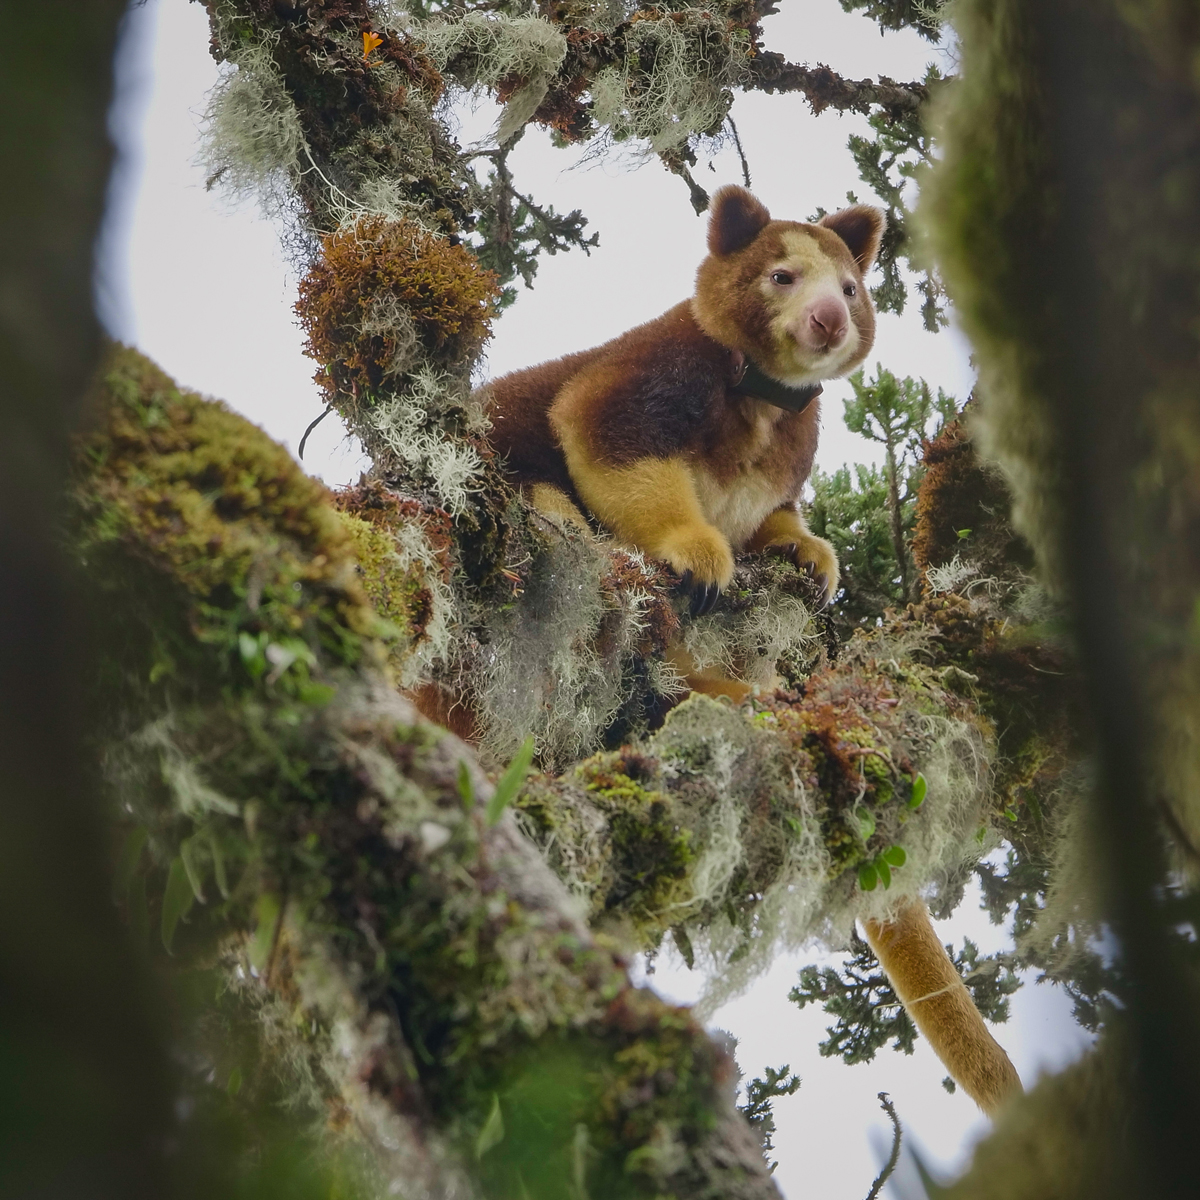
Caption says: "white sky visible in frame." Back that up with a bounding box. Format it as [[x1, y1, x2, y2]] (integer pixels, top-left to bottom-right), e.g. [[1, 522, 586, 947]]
[[100, 2, 1088, 1195]]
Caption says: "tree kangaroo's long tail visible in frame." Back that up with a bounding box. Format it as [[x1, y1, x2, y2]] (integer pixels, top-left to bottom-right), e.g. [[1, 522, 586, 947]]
[[863, 897, 1023, 1115]]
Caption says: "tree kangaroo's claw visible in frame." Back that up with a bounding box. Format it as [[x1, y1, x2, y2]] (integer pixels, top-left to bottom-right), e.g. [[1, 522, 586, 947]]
[[676, 571, 720, 617], [693, 580, 721, 617]]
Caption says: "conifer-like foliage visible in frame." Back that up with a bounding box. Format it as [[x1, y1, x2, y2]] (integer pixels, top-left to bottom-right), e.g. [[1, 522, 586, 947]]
[[847, 105, 947, 329], [809, 462, 901, 627], [843, 365, 956, 602], [469, 138, 598, 308], [790, 930, 1020, 1067], [839, 0, 948, 41], [810, 365, 956, 627], [738, 1064, 802, 1173]]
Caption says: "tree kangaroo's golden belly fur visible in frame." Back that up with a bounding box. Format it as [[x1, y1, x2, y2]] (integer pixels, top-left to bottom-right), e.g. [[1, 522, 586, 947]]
[[691, 402, 794, 548], [692, 459, 793, 549]]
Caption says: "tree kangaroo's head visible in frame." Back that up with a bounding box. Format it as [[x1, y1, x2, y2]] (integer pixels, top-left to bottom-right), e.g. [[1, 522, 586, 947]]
[[693, 185, 885, 386]]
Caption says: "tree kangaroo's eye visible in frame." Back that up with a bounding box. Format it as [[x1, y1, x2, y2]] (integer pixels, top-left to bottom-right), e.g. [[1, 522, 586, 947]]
[[843, 282, 857, 297], [770, 271, 794, 286]]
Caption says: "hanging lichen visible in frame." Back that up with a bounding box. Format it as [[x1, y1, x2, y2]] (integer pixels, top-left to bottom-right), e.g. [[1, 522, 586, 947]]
[[590, 10, 750, 155]]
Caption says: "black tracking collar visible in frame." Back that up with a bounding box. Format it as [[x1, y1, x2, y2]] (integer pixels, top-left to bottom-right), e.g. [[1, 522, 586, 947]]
[[730, 358, 823, 414]]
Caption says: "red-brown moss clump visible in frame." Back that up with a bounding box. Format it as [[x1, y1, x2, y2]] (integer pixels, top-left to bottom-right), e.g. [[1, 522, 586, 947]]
[[913, 414, 1033, 583], [295, 216, 500, 402]]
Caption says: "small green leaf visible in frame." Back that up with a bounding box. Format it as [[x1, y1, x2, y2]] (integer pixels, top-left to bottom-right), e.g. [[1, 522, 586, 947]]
[[179, 836, 207, 903], [908, 774, 927, 809], [476, 1093, 505, 1160], [209, 833, 229, 899], [113, 826, 148, 903], [784, 815, 804, 836], [457, 760, 474, 810], [876, 857, 892, 889], [238, 631, 266, 679], [672, 925, 695, 970], [486, 736, 535, 827], [1004, 807, 1019, 822], [882, 844, 907, 868], [248, 892, 282, 971], [227, 1066, 243, 1098], [161, 856, 196, 953], [857, 862, 878, 891], [295, 682, 335, 706], [856, 809, 876, 840]]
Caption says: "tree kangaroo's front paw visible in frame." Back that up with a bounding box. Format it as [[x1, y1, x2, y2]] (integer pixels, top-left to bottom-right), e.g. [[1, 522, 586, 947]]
[[769, 533, 839, 607], [659, 525, 735, 617]]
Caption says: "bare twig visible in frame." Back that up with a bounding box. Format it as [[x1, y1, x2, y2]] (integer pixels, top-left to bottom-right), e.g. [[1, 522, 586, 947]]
[[262, 885, 289, 989], [727, 115, 752, 188], [659, 151, 710, 214], [864, 1091, 903, 1200], [298, 404, 333, 460]]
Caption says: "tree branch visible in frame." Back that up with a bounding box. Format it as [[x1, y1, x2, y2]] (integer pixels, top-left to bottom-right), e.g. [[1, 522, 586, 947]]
[[76, 347, 783, 1199], [743, 55, 930, 117]]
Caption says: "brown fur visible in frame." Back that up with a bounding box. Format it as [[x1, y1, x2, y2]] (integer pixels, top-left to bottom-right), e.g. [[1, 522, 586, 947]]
[[863, 898, 1023, 1114]]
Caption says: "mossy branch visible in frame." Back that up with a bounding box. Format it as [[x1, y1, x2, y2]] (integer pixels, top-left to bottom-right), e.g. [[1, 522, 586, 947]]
[[77, 347, 781, 1199]]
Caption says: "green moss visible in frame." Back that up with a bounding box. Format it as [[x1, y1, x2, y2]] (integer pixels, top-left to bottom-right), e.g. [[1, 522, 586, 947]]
[[336, 510, 423, 656], [759, 695, 911, 874], [576, 752, 696, 932], [942, 1031, 1135, 1200], [861, 753, 895, 805], [331, 479, 458, 684], [73, 345, 379, 704]]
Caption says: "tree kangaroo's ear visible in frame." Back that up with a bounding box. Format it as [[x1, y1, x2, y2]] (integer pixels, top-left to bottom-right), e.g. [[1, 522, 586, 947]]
[[863, 897, 1023, 1115], [819, 205, 887, 273], [707, 186, 772, 256]]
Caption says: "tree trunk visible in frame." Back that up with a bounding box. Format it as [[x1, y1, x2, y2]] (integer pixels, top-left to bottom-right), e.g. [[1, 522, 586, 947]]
[[0, 4, 176, 1197], [928, 0, 1200, 1194]]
